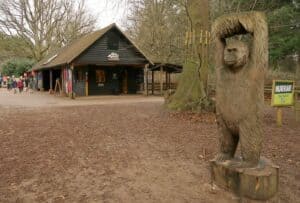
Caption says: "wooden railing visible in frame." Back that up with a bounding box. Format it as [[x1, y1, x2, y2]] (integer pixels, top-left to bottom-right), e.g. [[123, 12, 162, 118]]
[[147, 83, 300, 99], [145, 83, 178, 93]]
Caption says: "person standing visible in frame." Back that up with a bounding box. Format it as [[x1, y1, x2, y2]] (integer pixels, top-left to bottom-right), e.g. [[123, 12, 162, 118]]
[[17, 77, 24, 93], [12, 76, 17, 94], [7, 77, 11, 91], [24, 76, 29, 92], [29, 76, 34, 93]]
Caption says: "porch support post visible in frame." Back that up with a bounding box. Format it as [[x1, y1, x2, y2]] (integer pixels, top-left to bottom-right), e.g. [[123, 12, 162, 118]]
[[85, 69, 88, 96], [71, 64, 75, 99], [169, 73, 171, 89], [151, 70, 154, 95], [49, 69, 53, 93], [167, 72, 170, 89], [160, 66, 163, 95], [165, 71, 168, 90], [144, 64, 149, 96]]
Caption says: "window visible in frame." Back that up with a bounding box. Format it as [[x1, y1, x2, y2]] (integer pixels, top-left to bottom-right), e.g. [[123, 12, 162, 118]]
[[96, 70, 105, 83], [107, 34, 119, 50]]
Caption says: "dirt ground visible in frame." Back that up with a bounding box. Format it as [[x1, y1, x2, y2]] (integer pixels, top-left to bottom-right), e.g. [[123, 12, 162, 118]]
[[0, 89, 299, 203]]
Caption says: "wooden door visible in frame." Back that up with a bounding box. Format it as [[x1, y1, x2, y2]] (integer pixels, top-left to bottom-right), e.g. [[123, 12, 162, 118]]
[[122, 69, 128, 94]]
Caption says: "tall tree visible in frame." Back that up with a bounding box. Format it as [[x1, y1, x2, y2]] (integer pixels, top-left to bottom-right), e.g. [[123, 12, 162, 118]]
[[116, 0, 213, 111], [167, 0, 212, 111], [0, 32, 31, 63], [125, 0, 187, 64], [0, 0, 96, 61]]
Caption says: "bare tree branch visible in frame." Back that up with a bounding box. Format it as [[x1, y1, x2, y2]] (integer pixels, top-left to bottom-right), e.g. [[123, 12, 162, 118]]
[[0, 0, 97, 61]]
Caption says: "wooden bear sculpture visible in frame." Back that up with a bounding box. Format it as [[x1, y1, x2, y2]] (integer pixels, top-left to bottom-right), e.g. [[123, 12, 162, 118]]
[[212, 12, 268, 167]]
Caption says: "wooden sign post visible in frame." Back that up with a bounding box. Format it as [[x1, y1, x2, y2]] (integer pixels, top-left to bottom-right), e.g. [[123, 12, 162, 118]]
[[271, 80, 295, 126], [54, 78, 62, 95]]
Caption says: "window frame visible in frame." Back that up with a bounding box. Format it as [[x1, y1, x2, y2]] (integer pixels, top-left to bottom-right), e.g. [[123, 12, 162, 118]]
[[96, 70, 106, 83]]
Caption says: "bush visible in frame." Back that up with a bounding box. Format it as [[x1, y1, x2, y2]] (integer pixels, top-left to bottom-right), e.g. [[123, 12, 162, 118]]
[[1, 58, 35, 76]]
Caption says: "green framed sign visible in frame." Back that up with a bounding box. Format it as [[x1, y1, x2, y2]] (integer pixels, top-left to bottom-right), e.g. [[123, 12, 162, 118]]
[[271, 80, 295, 107]]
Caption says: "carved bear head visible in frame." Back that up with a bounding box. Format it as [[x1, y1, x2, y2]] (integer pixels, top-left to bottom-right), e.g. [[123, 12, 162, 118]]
[[224, 40, 249, 72]]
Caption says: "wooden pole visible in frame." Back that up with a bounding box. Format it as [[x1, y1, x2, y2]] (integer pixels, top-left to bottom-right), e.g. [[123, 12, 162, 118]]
[[49, 69, 53, 93], [169, 73, 171, 89], [144, 64, 149, 96], [168, 73, 170, 89], [160, 66, 163, 95], [152, 70, 154, 95], [146, 67, 149, 96], [276, 107, 282, 127], [165, 71, 168, 90], [168, 73, 171, 89], [71, 64, 75, 99], [85, 70, 88, 96], [60, 69, 63, 93]]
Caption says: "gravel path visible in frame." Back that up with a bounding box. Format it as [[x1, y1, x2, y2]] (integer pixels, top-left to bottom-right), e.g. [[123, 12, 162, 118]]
[[0, 88, 163, 107], [0, 89, 299, 202]]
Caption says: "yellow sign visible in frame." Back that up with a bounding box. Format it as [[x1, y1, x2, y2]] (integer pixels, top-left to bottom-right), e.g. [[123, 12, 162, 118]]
[[271, 80, 295, 106]]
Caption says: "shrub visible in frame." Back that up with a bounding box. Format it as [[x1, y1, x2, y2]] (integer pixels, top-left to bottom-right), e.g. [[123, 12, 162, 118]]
[[1, 58, 35, 76]]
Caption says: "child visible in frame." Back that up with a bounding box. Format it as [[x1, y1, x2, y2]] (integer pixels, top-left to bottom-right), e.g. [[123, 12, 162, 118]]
[[17, 78, 24, 93], [29, 77, 34, 93], [24, 77, 29, 92], [12, 76, 17, 94], [7, 76, 11, 91]]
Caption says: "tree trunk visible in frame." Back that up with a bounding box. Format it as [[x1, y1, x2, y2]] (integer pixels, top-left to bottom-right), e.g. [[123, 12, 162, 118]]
[[167, 0, 212, 111]]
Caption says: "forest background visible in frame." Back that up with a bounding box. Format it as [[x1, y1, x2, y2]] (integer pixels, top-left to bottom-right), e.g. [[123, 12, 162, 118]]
[[0, 0, 299, 84]]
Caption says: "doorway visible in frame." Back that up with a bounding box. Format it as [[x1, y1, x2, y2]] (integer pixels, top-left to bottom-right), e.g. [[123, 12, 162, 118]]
[[120, 69, 128, 94]]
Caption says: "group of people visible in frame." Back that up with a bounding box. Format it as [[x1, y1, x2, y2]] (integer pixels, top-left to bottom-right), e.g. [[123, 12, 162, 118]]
[[5, 75, 34, 93]]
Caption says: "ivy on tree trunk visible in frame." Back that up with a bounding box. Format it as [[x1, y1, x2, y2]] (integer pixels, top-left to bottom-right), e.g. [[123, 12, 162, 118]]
[[166, 0, 213, 111]]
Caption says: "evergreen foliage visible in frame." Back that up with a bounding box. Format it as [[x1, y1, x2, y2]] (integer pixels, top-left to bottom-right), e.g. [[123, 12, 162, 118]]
[[1, 58, 35, 77]]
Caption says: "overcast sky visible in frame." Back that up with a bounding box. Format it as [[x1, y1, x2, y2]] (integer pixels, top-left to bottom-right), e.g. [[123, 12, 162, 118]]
[[85, 0, 127, 29]]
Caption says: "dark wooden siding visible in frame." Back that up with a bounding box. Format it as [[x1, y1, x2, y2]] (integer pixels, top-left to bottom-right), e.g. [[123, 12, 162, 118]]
[[88, 67, 119, 95], [74, 81, 85, 96], [74, 28, 148, 66], [88, 66, 143, 95]]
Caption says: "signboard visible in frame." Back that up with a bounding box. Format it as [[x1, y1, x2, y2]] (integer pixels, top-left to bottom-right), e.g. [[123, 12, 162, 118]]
[[107, 52, 120, 61], [271, 80, 295, 106]]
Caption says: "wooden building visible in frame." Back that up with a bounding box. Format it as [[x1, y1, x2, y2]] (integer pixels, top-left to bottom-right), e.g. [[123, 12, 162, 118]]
[[32, 23, 152, 96]]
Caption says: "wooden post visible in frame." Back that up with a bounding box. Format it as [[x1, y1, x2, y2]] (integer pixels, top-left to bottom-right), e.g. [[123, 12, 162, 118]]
[[146, 67, 149, 96], [165, 71, 168, 90], [85, 70, 88, 96], [71, 64, 75, 99], [276, 108, 282, 127], [144, 64, 149, 96], [169, 73, 172, 89], [49, 69, 53, 93], [160, 66, 163, 95], [152, 70, 154, 95], [168, 72, 171, 89], [61, 69, 64, 94]]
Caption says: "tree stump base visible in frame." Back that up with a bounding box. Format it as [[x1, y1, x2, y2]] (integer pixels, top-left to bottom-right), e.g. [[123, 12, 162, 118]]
[[210, 156, 279, 200]]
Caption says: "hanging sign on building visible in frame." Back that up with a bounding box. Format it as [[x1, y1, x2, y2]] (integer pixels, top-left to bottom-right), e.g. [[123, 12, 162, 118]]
[[107, 52, 120, 61]]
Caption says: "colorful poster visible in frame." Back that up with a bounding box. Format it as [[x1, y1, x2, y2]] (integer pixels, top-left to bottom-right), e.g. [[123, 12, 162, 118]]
[[271, 80, 295, 106]]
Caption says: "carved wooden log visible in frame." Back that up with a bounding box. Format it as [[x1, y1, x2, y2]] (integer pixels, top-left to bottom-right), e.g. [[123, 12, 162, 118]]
[[210, 157, 279, 200]]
